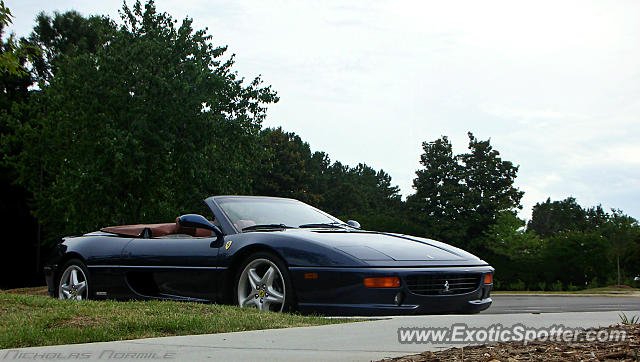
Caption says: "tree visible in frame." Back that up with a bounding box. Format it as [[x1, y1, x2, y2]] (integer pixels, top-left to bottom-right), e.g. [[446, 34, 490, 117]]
[[252, 126, 403, 228], [0, 1, 22, 75], [26, 10, 112, 85], [306, 150, 331, 204], [601, 210, 639, 285], [460, 133, 523, 245], [320, 161, 401, 220], [527, 197, 587, 238], [482, 211, 544, 289], [408, 133, 523, 249], [525, 197, 639, 289], [585, 204, 608, 231], [8, 0, 278, 242], [407, 136, 469, 244], [543, 230, 609, 287], [254, 127, 318, 203], [484, 211, 543, 259], [0, 1, 45, 285]]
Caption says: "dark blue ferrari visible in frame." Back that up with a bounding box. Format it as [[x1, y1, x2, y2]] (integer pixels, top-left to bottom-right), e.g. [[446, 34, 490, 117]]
[[45, 195, 494, 315]]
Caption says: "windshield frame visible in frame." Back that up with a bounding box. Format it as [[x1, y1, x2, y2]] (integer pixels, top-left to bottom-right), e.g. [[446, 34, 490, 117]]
[[206, 195, 345, 235]]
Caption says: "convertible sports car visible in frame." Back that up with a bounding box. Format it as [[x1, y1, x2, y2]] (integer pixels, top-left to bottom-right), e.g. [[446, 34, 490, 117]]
[[45, 195, 494, 315]]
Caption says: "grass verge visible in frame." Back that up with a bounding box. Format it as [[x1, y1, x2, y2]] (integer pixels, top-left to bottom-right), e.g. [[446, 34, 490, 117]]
[[0, 291, 352, 349]]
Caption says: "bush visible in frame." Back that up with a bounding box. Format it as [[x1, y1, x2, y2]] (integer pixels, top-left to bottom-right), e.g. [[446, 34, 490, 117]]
[[622, 277, 637, 287], [567, 283, 580, 291], [551, 280, 563, 291], [508, 279, 526, 291], [494, 279, 502, 290], [537, 281, 547, 291]]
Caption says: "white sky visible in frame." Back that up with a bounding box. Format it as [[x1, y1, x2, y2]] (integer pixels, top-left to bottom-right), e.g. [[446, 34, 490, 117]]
[[6, 0, 640, 220]]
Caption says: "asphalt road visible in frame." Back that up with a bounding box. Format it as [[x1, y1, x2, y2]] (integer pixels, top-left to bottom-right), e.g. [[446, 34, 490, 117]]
[[489, 294, 640, 314], [2, 295, 638, 361]]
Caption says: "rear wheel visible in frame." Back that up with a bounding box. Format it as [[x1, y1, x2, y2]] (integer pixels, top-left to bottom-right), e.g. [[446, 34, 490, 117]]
[[57, 259, 89, 300], [234, 252, 294, 312]]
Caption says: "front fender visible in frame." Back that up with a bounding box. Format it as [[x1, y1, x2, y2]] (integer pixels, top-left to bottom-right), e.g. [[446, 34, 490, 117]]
[[219, 232, 367, 268]]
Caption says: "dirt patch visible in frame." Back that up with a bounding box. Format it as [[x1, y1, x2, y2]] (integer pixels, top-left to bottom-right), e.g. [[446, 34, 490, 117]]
[[53, 316, 105, 329], [608, 285, 634, 289], [380, 324, 639, 362], [1, 286, 49, 296]]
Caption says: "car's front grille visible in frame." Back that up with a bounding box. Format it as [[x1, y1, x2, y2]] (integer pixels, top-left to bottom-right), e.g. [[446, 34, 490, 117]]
[[405, 273, 481, 295]]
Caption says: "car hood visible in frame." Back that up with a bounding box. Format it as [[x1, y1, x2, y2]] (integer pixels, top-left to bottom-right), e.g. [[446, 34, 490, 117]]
[[280, 229, 485, 265]]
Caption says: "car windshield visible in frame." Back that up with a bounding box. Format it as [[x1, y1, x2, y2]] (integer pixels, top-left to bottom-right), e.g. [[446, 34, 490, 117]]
[[216, 197, 342, 231]]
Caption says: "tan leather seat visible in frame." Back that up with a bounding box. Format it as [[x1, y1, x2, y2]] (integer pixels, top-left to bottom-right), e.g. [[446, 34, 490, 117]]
[[102, 219, 212, 238]]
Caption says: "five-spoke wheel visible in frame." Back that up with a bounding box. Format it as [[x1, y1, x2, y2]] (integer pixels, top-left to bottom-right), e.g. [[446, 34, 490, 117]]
[[58, 260, 89, 300], [235, 253, 293, 312]]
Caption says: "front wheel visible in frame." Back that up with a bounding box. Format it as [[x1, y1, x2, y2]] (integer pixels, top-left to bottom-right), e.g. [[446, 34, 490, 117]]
[[58, 259, 90, 300], [234, 252, 295, 312]]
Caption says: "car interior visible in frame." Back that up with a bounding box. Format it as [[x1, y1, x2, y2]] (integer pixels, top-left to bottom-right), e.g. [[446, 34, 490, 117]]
[[101, 217, 213, 238]]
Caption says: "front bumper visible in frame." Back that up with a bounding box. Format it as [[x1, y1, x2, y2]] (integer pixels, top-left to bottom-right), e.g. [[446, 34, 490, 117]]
[[290, 266, 493, 316]]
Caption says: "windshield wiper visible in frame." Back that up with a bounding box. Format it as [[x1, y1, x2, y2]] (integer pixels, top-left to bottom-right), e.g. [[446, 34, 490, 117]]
[[298, 222, 348, 229], [242, 224, 296, 232]]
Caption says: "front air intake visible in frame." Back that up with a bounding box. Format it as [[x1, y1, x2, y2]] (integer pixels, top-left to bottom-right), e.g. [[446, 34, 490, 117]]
[[405, 273, 481, 296]]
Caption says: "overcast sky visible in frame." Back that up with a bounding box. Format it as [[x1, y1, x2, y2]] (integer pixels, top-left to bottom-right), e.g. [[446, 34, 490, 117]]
[[7, 0, 640, 220]]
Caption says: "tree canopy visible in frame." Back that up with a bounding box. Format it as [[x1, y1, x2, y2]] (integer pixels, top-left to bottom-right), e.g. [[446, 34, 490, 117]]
[[6, 0, 278, 241], [407, 133, 522, 249], [0, 0, 22, 75], [491, 197, 639, 290], [527, 197, 588, 238]]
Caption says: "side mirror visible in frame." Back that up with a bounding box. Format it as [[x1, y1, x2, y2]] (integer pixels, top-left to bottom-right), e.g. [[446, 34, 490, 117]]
[[346, 220, 361, 229], [178, 214, 223, 237]]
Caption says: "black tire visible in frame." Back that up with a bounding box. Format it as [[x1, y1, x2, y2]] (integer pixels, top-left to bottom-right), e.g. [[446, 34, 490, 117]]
[[57, 259, 91, 300], [233, 251, 296, 312]]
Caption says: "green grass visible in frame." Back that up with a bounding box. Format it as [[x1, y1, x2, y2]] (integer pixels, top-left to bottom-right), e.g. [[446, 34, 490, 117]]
[[0, 292, 352, 349], [493, 286, 640, 295]]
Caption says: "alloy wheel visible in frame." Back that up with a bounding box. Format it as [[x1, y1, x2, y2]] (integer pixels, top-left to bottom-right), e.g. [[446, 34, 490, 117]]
[[58, 264, 88, 300], [237, 258, 286, 312]]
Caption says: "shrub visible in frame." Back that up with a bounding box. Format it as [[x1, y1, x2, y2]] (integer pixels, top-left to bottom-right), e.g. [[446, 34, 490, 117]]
[[508, 279, 526, 291], [567, 283, 580, 291], [493, 279, 502, 290]]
